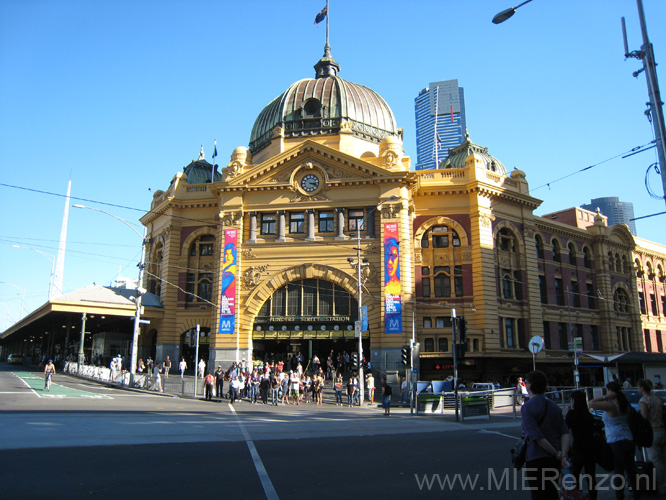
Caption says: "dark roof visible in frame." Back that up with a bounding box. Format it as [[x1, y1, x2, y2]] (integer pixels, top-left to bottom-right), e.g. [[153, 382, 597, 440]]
[[183, 159, 222, 184]]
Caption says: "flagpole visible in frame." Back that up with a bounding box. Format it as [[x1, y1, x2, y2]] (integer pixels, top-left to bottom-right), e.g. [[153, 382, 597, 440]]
[[326, 0, 330, 48], [211, 139, 217, 183]]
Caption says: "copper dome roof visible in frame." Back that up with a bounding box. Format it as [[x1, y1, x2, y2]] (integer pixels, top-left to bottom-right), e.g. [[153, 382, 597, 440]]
[[249, 48, 399, 154]]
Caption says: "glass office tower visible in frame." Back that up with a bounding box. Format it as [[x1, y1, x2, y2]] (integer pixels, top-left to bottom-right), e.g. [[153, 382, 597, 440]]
[[414, 79, 466, 170]]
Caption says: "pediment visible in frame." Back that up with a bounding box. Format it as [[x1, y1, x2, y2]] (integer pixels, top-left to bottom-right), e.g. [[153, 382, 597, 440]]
[[224, 140, 404, 191]]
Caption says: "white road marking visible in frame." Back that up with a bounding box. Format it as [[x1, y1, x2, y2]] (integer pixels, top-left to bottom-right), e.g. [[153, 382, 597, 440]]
[[229, 404, 279, 500]]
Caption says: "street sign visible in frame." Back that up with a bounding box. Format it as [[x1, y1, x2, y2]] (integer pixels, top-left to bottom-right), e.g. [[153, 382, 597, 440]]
[[139, 319, 151, 324], [354, 321, 361, 338], [568, 337, 583, 353], [528, 336, 544, 354]]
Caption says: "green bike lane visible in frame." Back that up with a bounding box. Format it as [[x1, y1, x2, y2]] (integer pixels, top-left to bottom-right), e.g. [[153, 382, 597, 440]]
[[10, 370, 112, 399]]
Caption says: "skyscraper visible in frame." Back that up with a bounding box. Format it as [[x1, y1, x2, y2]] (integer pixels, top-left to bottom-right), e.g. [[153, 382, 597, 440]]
[[414, 79, 466, 170], [581, 197, 637, 236]]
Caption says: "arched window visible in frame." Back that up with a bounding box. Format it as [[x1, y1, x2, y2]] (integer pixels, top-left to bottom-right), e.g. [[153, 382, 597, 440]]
[[148, 242, 163, 296], [568, 243, 577, 266], [647, 261, 655, 280], [185, 234, 216, 303], [497, 228, 516, 253], [658, 264, 665, 283], [614, 289, 631, 313], [535, 235, 544, 259], [608, 252, 615, 272], [615, 253, 621, 274], [552, 239, 561, 262], [635, 258, 643, 278], [419, 224, 464, 298], [583, 246, 592, 269]]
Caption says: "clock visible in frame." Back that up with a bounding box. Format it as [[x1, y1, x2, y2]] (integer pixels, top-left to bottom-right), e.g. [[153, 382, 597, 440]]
[[300, 173, 320, 193]]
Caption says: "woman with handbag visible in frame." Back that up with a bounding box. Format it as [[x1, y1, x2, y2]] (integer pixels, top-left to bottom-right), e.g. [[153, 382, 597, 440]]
[[521, 370, 570, 500], [590, 381, 638, 500], [565, 391, 597, 500]]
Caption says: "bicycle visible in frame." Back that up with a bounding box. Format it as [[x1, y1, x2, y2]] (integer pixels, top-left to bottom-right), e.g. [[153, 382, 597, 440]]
[[45, 372, 53, 391]]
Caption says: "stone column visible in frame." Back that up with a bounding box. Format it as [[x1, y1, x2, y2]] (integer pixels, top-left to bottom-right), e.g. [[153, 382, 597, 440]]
[[248, 212, 257, 243], [306, 209, 316, 241], [335, 207, 346, 240], [277, 211, 286, 242]]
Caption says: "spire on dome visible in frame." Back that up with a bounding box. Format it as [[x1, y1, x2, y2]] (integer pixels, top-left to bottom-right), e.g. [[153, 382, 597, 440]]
[[313, 0, 340, 78]]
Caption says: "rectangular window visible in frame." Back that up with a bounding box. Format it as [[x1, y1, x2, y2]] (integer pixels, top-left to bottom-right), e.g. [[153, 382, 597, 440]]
[[438, 337, 449, 352], [657, 331, 664, 353], [639, 292, 646, 314], [200, 243, 214, 256], [289, 212, 305, 233], [555, 278, 564, 306], [558, 323, 568, 350], [501, 269, 512, 299], [423, 317, 432, 328], [572, 280, 580, 308], [318, 211, 334, 232], [421, 267, 431, 297], [454, 266, 464, 297], [662, 296, 666, 317], [348, 209, 365, 232], [303, 279, 316, 316], [436, 316, 452, 328], [287, 282, 300, 316], [513, 271, 522, 300], [434, 267, 451, 297], [186, 273, 196, 303], [539, 276, 548, 304], [644, 329, 652, 352], [197, 273, 213, 302], [586, 283, 595, 309], [650, 293, 658, 316], [590, 325, 599, 350], [272, 287, 285, 316], [424, 338, 435, 352], [505, 318, 515, 348], [261, 213, 276, 235], [318, 281, 332, 316], [335, 286, 350, 316]]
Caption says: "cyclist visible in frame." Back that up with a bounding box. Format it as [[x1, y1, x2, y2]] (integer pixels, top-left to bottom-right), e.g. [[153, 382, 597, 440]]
[[44, 359, 56, 391]]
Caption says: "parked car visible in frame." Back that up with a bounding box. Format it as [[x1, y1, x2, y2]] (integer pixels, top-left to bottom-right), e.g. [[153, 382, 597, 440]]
[[7, 353, 24, 365], [470, 382, 500, 391]]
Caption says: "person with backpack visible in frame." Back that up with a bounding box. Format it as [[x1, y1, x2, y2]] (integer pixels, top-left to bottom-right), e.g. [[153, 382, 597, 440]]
[[566, 391, 597, 500], [590, 381, 638, 500], [639, 378, 666, 496]]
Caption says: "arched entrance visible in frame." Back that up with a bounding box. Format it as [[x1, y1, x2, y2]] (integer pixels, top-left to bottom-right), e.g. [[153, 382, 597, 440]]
[[251, 278, 368, 372], [180, 327, 210, 374]]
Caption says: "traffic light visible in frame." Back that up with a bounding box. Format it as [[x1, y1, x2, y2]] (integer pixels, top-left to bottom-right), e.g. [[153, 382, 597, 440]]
[[351, 352, 359, 369], [401, 345, 410, 366], [457, 316, 467, 342], [455, 343, 466, 360]]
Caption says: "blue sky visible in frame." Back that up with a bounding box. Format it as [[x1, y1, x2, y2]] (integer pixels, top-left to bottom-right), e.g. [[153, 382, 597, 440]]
[[1, 0, 665, 327]]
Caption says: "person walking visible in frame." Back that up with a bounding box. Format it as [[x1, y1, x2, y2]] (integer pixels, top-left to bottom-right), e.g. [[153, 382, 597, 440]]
[[179, 357, 187, 379], [198, 358, 206, 379], [639, 378, 666, 496], [215, 366, 225, 399], [590, 381, 638, 500], [366, 372, 375, 405], [346, 376, 356, 407], [521, 370, 570, 500], [381, 377, 392, 416], [565, 391, 597, 500], [334, 374, 344, 406], [163, 356, 171, 379], [152, 362, 163, 393]]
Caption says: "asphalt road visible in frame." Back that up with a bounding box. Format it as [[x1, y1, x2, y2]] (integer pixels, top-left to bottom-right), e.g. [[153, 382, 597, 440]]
[[0, 364, 640, 500]]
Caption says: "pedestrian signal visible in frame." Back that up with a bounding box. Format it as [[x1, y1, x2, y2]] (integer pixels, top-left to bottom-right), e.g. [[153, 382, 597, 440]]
[[401, 345, 410, 366]]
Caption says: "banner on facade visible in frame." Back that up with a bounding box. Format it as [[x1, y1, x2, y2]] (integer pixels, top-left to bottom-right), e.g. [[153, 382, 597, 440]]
[[361, 305, 368, 332], [383, 222, 402, 333], [218, 228, 238, 334]]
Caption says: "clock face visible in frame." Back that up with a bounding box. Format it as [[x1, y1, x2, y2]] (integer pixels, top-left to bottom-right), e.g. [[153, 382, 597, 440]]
[[300, 174, 320, 193]]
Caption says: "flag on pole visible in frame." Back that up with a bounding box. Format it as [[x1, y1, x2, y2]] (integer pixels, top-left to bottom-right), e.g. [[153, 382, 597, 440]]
[[315, 5, 327, 24], [212, 140, 217, 159]]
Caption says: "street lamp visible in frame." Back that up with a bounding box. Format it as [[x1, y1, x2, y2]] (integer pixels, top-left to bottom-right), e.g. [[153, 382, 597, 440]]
[[492, 0, 533, 24], [12, 245, 55, 300], [73, 204, 147, 384], [349, 195, 400, 405], [0, 282, 25, 320]]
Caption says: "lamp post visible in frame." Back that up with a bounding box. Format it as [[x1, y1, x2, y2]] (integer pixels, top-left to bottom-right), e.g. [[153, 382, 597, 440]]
[[73, 204, 147, 385], [12, 245, 55, 300], [0, 282, 25, 320], [491, 0, 533, 24], [349, 195, 400, 405]]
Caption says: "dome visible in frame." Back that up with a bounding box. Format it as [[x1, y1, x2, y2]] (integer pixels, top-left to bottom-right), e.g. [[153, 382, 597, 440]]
[[437, 133, 507, 175], [249, 47, 400, 154]]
